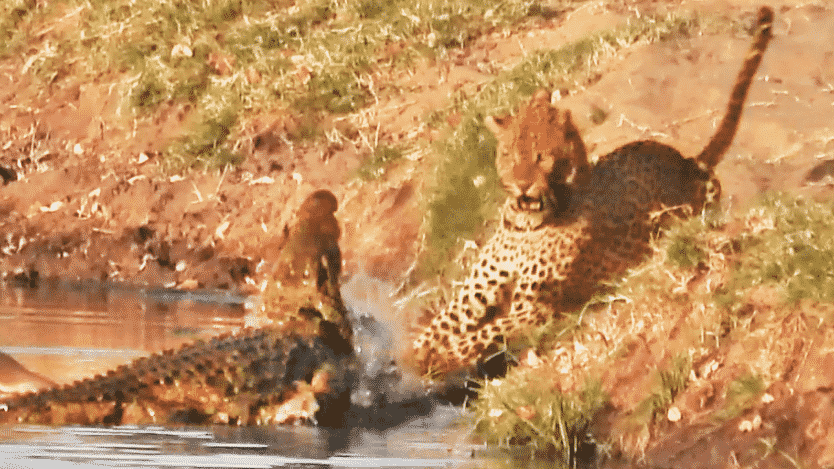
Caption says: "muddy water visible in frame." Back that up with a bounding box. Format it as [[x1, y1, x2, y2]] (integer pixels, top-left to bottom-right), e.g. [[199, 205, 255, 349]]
[[0, 280, 247, 387], [0, 407, 485, 469], [0, 281, 550, 469]]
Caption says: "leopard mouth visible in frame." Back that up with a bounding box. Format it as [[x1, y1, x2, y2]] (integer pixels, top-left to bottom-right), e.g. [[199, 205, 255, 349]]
[[516, 195, 544, 212]]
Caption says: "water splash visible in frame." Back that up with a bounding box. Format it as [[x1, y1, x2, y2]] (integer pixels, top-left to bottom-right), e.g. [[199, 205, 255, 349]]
[[340, 273, 433, 428]]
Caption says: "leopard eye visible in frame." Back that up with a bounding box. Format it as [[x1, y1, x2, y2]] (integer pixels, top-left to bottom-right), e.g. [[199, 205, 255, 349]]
[[535, 152, 543, 163]]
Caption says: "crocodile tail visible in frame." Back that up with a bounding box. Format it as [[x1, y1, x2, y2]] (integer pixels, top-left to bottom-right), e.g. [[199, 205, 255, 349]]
[[696, 6, 774, 170], [2, 328, 286, 413]]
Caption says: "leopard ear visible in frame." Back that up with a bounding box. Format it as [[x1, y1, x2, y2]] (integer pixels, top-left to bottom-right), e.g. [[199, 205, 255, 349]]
[[484, 115, 510, 134], [560, 109, 578, 134], [560, 109, 590, 172]]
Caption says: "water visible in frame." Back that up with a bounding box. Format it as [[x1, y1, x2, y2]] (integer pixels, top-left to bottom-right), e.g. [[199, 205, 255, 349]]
[[0, 405, 481, 468], [0, 279, 506, 468], [0, 279, 567, 469], [0, 279, 248, 387]]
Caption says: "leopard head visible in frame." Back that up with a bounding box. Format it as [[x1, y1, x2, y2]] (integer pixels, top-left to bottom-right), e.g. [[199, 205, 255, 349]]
[[279, 189, 342, 295], [485, 90, 589, 227], [298, 189, 339, 222]]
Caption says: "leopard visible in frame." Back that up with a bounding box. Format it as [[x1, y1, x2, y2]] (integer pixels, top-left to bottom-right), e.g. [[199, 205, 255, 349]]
[[413, 6, 774, 375], [264, 189, 349, 338], [275, 189, 343, 303]]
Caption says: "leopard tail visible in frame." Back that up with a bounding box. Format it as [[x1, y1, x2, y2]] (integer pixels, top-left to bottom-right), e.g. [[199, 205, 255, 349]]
[[695, 6, 773, 170]]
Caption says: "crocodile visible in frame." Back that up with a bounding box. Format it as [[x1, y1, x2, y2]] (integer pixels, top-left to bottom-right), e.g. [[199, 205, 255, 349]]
[[0, 307, 356, 427], [0, 190, 358, 427]]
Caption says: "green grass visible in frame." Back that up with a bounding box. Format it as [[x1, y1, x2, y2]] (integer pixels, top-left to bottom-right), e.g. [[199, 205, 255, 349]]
[[164, 103, 242, 171], [6, 0, 562, 170], [0, 0, 37, 59], [472, 372, 607, 461], [631, 353, 691, 424], [666, 234, 708, 269], [356, 145, 406, 180], [637, 191, 834, 315], [714, 372, 766, 421], [419, 118, 504, 279], [724, 194, 834, 305]]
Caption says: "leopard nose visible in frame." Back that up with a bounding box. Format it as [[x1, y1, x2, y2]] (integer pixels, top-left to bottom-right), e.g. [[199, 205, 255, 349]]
[[515, 181, 532, 195]]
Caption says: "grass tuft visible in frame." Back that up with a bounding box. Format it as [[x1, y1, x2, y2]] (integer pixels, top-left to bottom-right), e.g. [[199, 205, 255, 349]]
[[165, 103, 241, 171], [666, 235, 707, 269], [715, 373, 766, 421], [0, 0, 38, 58], [722, 194, 834, 305], [301, 69, 371, 114], [357, 145, 405, 180], [472, 370, 608, 461], [632, 354, 691, 424]]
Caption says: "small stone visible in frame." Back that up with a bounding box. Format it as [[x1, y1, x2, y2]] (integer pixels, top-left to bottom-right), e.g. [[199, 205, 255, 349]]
[[667, 406, 681, 422], [171, 43, 193, 58], [40, 201, 63, 212]]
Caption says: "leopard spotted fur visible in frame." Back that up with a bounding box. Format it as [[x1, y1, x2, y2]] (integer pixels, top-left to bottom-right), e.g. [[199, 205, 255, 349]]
[[413, 7, 774, 375]]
